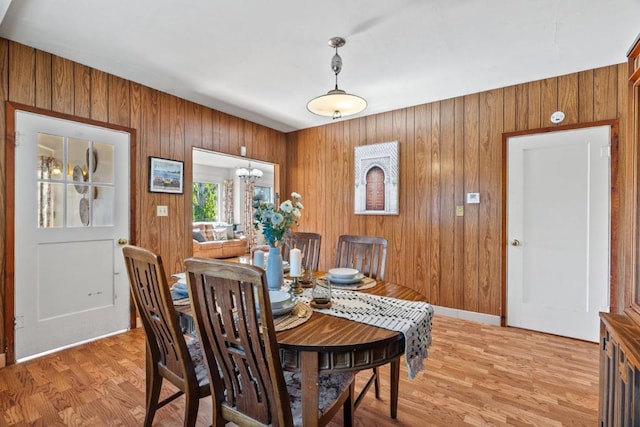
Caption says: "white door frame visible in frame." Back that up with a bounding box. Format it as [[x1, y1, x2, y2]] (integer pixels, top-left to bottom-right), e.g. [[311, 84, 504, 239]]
[[3, 103, 137, 365], [501, 120, 619, 327]]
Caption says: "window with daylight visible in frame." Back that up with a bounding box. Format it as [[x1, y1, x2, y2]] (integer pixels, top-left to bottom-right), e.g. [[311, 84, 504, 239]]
[[192, 182, 219, 221]]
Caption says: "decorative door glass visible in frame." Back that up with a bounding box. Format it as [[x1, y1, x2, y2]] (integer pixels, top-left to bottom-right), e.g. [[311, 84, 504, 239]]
[[36, 133, 115, 228]]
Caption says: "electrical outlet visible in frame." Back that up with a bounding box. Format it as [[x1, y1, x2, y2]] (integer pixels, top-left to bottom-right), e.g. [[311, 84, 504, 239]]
[[456, 205, 464, 216], [157, 205, 168, 217]]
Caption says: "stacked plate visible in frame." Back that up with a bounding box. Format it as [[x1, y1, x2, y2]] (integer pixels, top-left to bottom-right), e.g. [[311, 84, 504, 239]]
[[326, 268, 365, 285], [269, 290, 296, 316]]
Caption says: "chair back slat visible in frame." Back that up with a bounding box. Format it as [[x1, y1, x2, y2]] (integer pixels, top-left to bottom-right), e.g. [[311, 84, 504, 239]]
[[334, 235, 388, 280], [123, 246, 193, 381], [186, 259, 293, 426], [282, 231, 322, 271]]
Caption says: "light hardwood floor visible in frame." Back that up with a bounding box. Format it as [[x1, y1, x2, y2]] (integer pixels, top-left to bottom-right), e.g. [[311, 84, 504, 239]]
[[0, 315, 599, 426]]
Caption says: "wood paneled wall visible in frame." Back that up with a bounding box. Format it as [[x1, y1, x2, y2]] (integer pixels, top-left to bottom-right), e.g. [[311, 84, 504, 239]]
[[286, 63, 630, 317], [0, 40, 287, 354]]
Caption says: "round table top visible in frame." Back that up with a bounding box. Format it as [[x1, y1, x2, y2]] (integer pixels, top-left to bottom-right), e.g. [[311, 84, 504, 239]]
[[276, 281, 427, 352]]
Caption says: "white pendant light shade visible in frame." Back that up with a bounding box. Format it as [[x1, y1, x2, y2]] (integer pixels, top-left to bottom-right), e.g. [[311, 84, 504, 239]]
[[307, 37, 367, 120], [307, 89, 367, 119]]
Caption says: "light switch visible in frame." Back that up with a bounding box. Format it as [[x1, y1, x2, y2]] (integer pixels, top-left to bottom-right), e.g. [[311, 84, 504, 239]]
[[456, 205, 464, 216], [157, 205, 168, 217]]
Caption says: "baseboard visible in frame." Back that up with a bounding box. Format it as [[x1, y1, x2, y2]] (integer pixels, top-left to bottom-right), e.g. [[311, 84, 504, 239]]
[[432, 305, 501, 326]]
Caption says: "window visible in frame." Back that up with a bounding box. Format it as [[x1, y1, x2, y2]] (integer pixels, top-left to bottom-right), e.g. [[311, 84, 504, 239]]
[[193, 182, 219, 221]]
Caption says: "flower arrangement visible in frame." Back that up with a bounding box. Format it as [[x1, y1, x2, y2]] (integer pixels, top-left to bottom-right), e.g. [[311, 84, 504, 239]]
[[253, 192, 303, 247]]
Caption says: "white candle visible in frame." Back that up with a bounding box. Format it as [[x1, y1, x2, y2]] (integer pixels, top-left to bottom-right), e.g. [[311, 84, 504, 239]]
[[253, 250, 264, 268], [289, 248, 302, 277]]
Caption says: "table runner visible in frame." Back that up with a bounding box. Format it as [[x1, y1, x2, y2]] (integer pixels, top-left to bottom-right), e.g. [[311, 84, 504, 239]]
[[295, 288, 433, 379]]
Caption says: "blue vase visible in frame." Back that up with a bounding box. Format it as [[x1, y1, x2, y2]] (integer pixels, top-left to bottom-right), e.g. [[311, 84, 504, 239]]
[[266, 245, 284, 290]]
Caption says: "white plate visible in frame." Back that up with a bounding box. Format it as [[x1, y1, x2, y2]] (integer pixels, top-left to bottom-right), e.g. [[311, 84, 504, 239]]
[[326, 273, 365, 284], [272, 300, 296, 316], [269, 290, 291, 309], [327, 268, 359, 279]]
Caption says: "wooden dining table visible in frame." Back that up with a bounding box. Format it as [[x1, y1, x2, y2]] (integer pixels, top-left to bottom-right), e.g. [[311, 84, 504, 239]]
[[173, 267, 429, 426], [276, 279, 428, 427]]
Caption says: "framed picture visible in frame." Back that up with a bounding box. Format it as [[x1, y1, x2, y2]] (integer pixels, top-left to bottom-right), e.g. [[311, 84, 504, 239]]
[[354, 141, 399, 215], [254, 185, 271, 202], [148, 156, 184, 194]]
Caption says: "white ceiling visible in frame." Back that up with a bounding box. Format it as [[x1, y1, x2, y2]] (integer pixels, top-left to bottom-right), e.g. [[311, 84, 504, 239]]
[[0, 0, 638, 133]]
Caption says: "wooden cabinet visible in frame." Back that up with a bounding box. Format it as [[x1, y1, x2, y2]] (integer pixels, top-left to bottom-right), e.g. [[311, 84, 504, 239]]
[[600, 314, 640, 426], [599, 33, 640, 427]]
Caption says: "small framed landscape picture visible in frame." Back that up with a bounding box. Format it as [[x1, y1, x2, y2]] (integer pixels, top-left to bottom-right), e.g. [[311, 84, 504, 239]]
[[148, 156, 184, 194]]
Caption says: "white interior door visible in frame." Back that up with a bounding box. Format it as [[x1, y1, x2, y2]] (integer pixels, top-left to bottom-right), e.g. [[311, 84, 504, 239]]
[[507, 125, 610, 342], [14, 110, 130, 360]]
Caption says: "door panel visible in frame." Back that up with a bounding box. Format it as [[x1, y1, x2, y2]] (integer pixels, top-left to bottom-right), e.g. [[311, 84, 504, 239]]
[[14, 110, 130, 360], [507, 125, 610, 342]]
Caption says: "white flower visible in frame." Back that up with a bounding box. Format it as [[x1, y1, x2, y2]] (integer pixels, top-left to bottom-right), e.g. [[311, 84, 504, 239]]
[[280, 200, 293, 213]]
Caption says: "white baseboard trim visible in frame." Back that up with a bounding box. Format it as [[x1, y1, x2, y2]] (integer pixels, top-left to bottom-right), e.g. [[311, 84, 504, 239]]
[[432, 305, 501, 326]]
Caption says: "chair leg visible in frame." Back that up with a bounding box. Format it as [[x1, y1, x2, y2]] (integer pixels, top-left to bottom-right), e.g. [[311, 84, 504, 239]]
[[343, 381, 355, 427], [144, 371, 163, 427], [373, 367, 380, 399], [183, 386, 200, 427]]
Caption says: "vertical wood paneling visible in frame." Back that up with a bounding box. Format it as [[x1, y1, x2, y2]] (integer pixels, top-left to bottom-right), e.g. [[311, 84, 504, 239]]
[[108, 75, 130, 127], [503, 85, 516, 133], [594, 66, 618, 121], [391, 108, 407, 285], [439, 99, 455, 308], [478, 89, 502, 314], [52, 56, 74, 115], [90, 69, 108, 122], [578, 70, 595, 122], [430, 103, 441, 304], [403, 107, 416, 292], [414, 104, 431, 300], [453, 97, 465, 308], [8, 43, 35, 105], [515, 83, 529, 130], [541, 77, 558, 125], [558, 73, 579, 125], [34, 50, 51, 110], [528, 80, 542, 129], [463, 94, 480, 312], [73, 63, 91, 119]]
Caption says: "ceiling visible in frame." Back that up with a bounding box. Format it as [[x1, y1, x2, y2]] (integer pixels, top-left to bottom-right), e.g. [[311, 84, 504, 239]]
[[0, 0, 638, 133]]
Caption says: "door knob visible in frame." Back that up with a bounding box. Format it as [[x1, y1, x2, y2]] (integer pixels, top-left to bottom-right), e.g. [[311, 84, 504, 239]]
[[117, 238, 128, 245], [511, 239, 520, 247]]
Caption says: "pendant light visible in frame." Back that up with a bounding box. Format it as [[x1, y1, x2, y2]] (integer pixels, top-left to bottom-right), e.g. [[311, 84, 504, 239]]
[[307, 37, 367, 120]]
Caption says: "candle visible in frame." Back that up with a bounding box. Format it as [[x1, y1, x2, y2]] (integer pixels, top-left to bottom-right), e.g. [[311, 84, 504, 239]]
[[253, 250, 264, 268], [289, 248, 302, 277]]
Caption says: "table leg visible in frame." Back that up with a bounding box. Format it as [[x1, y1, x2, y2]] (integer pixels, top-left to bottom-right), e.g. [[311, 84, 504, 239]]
[[300, 350, 319, 427], [390, 358, 400, 419]]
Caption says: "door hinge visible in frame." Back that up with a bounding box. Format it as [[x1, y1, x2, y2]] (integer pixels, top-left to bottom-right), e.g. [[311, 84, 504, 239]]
[[14, 315, 24, 330], [14, 131, 23, 147]]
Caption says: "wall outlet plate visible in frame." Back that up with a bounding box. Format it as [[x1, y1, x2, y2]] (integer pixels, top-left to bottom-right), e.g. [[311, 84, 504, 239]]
[[157, 205, 168, 216]]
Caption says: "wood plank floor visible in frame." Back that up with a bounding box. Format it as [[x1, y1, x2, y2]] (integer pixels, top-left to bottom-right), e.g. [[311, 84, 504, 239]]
[[0, 315, 600, 426]]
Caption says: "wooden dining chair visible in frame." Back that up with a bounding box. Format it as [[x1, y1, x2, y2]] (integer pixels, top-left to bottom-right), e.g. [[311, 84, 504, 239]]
[[334, 234, 387, 280], [282, 231, 322, 271], [122, 245, 210, 427], [333, 234, 394, 415], [184, 258, 355, 427]]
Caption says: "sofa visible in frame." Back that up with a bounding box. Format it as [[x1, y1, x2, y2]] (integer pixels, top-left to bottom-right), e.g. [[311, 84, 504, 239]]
[[192, 222, 248, 259]]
